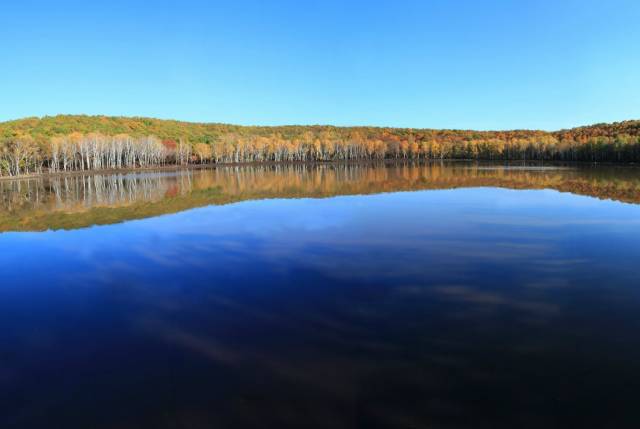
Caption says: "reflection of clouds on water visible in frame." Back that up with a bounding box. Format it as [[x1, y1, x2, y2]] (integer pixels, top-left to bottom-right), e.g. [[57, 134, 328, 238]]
[[2, 186, 638, 291], [434, 285, 507, 304], [432, 285, 560, 317], [2, 182, 640, 428]]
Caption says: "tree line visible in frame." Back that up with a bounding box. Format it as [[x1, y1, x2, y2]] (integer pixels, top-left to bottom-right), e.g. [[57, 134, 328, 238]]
[[1, 115, 639, 176]]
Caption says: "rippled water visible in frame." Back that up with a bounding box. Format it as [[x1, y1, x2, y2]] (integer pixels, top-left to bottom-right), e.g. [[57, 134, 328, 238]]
[[1, 162, 640, 428]]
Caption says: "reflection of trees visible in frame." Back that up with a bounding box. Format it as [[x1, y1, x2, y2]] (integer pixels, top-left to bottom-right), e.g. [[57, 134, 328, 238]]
[[0, 171, 195, 213], [195, 163, 640, 205], [1, 162, 639, 231]]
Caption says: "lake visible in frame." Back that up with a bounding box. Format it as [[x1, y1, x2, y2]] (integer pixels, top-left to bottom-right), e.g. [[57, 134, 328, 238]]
[[1, 161, 640, 428]]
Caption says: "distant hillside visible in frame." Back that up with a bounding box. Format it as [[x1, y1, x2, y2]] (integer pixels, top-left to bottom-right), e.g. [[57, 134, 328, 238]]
[[0, 115, 244, 143], [2, 114, 639, 142], [0, 115, 639, 177]]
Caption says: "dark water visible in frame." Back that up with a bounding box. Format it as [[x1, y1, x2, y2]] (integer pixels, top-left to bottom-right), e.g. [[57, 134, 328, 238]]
[[1, 162, 640, 428]]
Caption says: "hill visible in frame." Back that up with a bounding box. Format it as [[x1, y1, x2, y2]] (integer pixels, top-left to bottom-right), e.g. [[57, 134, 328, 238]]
[[0, 115, 639, 177]]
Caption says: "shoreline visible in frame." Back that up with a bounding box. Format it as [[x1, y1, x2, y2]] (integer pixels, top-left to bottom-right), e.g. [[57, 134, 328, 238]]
[[0, 158, 638, 182]]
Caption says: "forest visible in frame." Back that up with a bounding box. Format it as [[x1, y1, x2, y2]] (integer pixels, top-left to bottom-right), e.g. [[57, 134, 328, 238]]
[[1, 115, 639, 176]]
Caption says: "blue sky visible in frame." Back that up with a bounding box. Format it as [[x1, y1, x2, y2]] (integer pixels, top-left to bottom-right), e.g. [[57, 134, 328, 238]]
[[1, 0, 638, 130]]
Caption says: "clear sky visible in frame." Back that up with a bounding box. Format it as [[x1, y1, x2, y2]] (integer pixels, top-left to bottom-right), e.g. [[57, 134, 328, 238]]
[[1, 0, 639, 130]]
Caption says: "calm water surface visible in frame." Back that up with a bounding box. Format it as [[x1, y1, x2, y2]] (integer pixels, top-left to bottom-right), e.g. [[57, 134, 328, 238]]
[[1, 162, 640, 428]]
